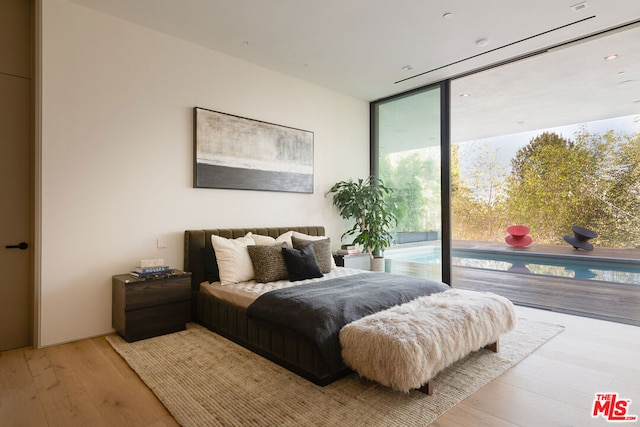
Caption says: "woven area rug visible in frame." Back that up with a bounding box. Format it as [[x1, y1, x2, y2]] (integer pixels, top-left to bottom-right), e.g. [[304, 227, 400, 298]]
[[107, 318, 563, 427]]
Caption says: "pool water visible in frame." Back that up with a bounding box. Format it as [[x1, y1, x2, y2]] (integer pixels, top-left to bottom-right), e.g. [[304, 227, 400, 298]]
[[385, 247, 640, 285]]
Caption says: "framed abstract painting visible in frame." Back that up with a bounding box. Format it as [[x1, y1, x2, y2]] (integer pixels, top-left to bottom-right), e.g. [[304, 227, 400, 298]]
[[194, 107, 314, 193]]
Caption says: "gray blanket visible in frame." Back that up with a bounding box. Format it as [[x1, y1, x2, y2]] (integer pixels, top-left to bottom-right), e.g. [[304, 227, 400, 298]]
[[246, 272, 450, 371]]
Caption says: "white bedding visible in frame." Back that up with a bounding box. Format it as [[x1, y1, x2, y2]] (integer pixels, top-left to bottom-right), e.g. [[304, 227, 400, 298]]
[[200, 267, 369, 309]]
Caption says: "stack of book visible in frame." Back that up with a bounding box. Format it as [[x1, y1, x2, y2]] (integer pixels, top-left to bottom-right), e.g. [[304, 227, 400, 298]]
[[130, 258, 172, 278], [336, 244, 361, 255]]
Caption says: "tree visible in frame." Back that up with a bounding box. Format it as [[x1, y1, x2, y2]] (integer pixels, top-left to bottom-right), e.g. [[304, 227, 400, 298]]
[[326, 176, 397, 256], [380, 154, 425, 232], [451, 143, 509, 241], [611, 133, 640, 247], [379, 151, 439, 232], [452, 123, 640, 248], [589, 129, 640, 247], [506, 132, 601, 244]]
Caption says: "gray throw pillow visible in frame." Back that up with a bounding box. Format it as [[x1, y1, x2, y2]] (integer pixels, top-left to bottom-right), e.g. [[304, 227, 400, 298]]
[[292, 236, 332, 274], [247, 244, 289, 283]]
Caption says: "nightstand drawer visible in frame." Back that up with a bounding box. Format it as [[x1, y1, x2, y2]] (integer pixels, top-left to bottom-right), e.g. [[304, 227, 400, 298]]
[[123, 278, 190, 310], [123, 301, 190, 342]]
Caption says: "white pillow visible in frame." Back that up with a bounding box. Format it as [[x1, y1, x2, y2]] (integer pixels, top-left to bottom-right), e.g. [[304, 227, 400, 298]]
[[251, 230, 293, 247], [211, 234, 255, 285], [290, 231, 336, 269]]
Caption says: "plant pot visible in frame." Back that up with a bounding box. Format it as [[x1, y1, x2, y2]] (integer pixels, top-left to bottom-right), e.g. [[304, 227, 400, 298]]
[[370, 256, 385, 272]]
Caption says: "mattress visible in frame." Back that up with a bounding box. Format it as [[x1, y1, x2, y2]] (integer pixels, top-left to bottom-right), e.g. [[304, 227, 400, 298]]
[[200, 267, 368, 309]]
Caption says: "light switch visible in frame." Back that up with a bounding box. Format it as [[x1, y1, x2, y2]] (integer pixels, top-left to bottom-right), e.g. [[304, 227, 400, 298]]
[[157, 237, 168, 248]]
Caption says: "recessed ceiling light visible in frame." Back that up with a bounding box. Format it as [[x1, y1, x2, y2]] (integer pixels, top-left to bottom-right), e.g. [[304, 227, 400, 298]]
[[401, 65, 413, 71], [618, 71, 626, 75], [460, 93, 471, 97], [442, 12, 453, 19], [634, 99, 640, 104], [570, 1, 588, 11], [604, 54, 619, 61], [517, 121, 525, 125], [476, 38, 489, 47]]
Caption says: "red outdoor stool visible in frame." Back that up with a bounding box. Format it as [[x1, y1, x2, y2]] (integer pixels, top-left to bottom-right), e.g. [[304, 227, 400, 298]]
[[505, 225, 532, 247]]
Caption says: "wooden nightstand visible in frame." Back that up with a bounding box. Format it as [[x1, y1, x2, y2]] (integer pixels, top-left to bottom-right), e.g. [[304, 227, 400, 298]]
[[112, 271, 191, 342]]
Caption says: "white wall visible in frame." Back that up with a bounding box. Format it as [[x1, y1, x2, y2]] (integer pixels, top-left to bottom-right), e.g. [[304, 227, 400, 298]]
[[39, 0, 369, 346]]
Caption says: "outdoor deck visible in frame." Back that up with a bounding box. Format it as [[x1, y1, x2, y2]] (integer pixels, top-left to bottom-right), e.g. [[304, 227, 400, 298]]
[[453, 241, 640, 326], [390, 240, 640, 327]]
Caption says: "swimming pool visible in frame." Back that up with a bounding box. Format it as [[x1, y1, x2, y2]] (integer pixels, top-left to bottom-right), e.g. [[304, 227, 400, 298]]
[[384, 246, 640, 285]]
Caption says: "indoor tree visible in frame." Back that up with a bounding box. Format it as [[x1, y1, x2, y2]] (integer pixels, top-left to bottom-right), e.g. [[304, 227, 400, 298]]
[[326, 176, 397, 270]]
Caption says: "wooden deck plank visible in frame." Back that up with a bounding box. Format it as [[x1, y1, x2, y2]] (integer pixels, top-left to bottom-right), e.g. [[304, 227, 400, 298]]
[[452, 266, 640, 326], [389, 240, 640, 326]]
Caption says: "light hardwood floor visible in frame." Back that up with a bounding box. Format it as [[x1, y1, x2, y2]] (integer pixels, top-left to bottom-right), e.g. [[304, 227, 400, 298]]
[[1, 306, 639, 426], [433, 306, 640, 427], [0, 336, 178, 426]]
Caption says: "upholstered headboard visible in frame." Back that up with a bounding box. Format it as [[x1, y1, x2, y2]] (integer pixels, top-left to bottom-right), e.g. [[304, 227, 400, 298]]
[[184, 226, 326, 295]]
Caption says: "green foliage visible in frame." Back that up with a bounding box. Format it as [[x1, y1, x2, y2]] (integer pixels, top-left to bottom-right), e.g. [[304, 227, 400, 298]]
[[451, 143, 509, 241], [381, 154, 423, 231], [452, 126, 640, 248], [379, 151, 440, 232], [372, 118, 639, 249], [326, 176, 397, 255], [506, 131, 600, 243], [581, 129, 640, 247]]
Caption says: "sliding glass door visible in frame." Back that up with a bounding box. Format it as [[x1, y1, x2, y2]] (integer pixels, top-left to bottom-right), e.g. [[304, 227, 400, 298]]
[[371, 83, 450, 283], [370, 21, 638, 324]]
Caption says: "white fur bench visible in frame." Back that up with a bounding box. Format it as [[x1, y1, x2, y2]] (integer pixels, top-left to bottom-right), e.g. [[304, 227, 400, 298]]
[[339, 289, 516, 394]]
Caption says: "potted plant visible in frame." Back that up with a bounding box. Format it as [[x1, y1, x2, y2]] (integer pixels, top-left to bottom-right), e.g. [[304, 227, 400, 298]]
[[326, 176, 397, 271]]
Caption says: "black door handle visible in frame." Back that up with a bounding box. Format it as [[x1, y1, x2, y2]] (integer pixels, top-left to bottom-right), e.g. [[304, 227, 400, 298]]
[[5, 242, 28, 250]]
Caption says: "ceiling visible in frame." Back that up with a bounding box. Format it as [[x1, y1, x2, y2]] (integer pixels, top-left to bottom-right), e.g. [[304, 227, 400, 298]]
[[452, 22, 640, 142], [70, 0, 640, 141], [379, 23, 640, 152]]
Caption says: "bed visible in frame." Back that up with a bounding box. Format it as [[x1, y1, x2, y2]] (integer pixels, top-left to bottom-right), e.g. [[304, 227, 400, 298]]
[[184, 226, 450, 386]]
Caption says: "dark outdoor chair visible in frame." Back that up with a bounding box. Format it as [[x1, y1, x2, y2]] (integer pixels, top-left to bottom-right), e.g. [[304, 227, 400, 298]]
[[563, 226, 597, 250]]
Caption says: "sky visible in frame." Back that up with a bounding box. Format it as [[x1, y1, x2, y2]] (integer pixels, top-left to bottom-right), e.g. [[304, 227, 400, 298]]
[[455, 114, 640, 188]]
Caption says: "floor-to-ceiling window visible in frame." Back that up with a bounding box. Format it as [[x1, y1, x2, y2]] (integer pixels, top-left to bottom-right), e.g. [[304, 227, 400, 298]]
[[372, 23, 639, 325], [371, 83, 450, 283], [447, 24, 640, 325], [450, 24, 640, 252]]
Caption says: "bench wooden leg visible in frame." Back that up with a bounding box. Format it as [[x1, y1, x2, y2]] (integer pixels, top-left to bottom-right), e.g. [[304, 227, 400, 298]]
[[484, 340, 499, 352], [418, 380, 433, 395]]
